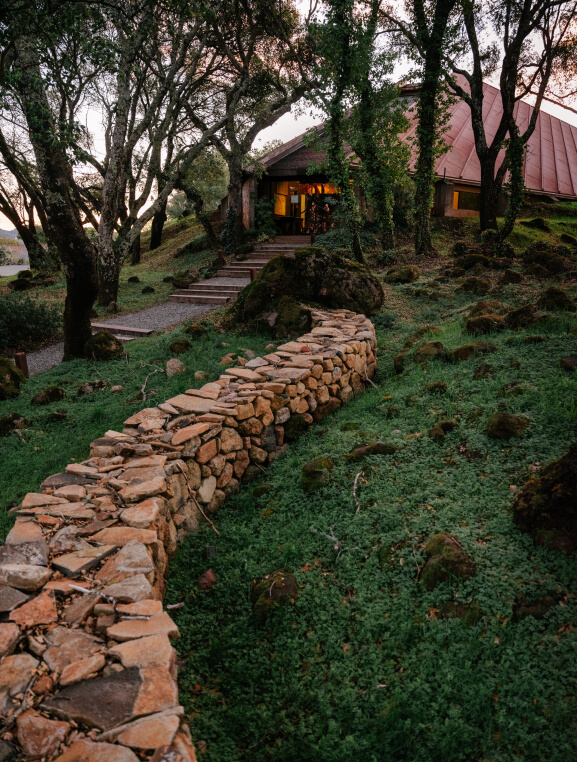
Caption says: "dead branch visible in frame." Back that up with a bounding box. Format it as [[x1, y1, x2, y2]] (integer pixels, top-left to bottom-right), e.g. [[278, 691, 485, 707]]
[[176, 462, 220, 535], [353, 470, 364, 514]]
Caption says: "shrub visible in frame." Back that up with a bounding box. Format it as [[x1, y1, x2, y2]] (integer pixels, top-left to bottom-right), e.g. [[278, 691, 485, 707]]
[[0, 293, 61, 354], [314, 226, 377, 252]]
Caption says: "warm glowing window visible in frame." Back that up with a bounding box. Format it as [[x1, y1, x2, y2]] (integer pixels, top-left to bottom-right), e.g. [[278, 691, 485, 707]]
[[454, 190, 481, 211]]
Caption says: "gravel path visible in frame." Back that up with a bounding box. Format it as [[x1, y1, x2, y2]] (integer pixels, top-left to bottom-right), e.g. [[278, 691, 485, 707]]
[[0, 265, 29, 277], [26, 279, 248, 376]]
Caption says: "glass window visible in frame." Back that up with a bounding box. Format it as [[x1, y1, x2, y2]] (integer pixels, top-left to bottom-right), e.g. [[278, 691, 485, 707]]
[[454, 191, 481, 211]]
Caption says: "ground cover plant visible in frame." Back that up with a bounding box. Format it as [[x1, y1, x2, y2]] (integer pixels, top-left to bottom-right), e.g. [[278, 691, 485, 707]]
[[163, 247, 577, 762]]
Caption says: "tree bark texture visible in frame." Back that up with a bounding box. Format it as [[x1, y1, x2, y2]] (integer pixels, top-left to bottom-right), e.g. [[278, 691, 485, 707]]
[[149, 203, 167, 251]]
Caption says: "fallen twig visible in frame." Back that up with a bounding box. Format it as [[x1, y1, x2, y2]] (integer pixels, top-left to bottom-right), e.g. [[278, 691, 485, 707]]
[[364, 366, 378, 389], [353, 470, 363, 514], [140, 364, 164, 402], [177, 462, 220, 535]]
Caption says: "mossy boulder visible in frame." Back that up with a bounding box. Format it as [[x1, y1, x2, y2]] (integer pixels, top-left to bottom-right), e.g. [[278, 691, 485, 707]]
[[504, 304, 537, 329], [513, 596, 557, 622], [17, 270, 33, 280], [347, 442, 397, 461], [223, 248, 384, 336], [469, 299, 503, 317], [439, 601, 481, 625], [301, 457, 335, 493], [560, 233, 577, 246], [458, 277, 491, 295], [465, 314, 505, 335], [536, 287, 576, 312], [393, 352, 405, 374], [0, 358, 26, 401], [428, 419, 457, 442], [415, 341, 445, 363], [250, 571, 298, 624], [127, 276, 140, 284], [254, 484, 273, 498], [486, 412, 529, 440], [425, 381, 447, 394], [84, 332, 124, 361], [560, 356, 577, 372], [169, 339, 192, 354], [141, 285, 155, 294], [184, 324, 207, 338], [420, 532, 476, 590], [527, 262, 550, 279], [385, 265, 421, 283], [283, 413, 310, 442], [501, 269, 523, 284], [32, 386, 66, 405], [512, 444, 577, 552], [0, 412, 28, 436], [521, 217, 550, 231], [460, 253, 491, 270], [448, 342, 498, 362]]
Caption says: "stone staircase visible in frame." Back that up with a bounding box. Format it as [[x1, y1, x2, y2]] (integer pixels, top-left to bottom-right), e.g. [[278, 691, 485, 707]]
[[170, 235, 312, 305], [90, 322, 154, 342]]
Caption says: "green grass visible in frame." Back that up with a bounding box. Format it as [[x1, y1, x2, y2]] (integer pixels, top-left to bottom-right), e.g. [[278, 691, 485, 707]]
[[0, 320, 271, 538], [164, 280, 577, 762]]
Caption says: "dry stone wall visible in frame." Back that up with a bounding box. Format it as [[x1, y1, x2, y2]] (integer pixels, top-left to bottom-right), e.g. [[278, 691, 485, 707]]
[[0, 308, 377, 761]]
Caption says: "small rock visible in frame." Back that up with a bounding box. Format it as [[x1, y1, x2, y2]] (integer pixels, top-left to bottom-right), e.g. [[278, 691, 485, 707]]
[[120, 499, 160, 529], [97, 542, 154, 583], [428, 419, 458, 442], [414, 341, 445, 363], [168, 339, 190, 354], [166, 358, 185, 377], [52, 738, 139, 761], [43, 627, 103, 674], [561, 356, 577, 372], [17, 710, 70, 759], [114, 711, 180, 750], [420, 532, 476, 590], [197, 476, 217, 504], [31, 386, 66, 405], [119, 476, 167, 503], [0, 653, 39, 712], [537, 286, 576, 312], [385, 265, 421, 283], [60, 653, 106, 686], [110, 633, 174, 670], [198, 569, 216, 590], [141, 285, 155, 294], [0, 624, 20, 658], [251, 571, 298, 624], [0, 585, 29, 613], [184, 323, 207, 338], [111, 385, 124, 393], [448, 342, 498, 362], [347, 442, 397, 461], [301, 458, 334, 493], [52, 545, 116, 577], [127, 276, 140, 283], [0, 564, 52, 591], [465, 314, 505, 335], [9, 590, 58, 627], [102, 573, 154, 603], [84, 331, 124, 360], [194, 370, 208, 381]]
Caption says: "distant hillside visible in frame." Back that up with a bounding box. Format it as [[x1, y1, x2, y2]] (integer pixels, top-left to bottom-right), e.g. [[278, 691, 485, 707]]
[[0, 228, 20, 240]]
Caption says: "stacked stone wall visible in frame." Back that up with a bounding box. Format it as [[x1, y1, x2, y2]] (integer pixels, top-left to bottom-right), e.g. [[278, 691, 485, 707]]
[[0, 308, 377, 760]]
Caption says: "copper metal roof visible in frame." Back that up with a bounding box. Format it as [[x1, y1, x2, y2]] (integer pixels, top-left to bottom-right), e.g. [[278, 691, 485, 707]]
[[260, 80, 577, 200]]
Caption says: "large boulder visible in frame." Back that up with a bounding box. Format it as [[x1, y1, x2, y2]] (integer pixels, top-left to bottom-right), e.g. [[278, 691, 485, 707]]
[[223, 248, 384, 336], [513, 445, 577, 552], [83, 331, 124, 361], [0, 358, 26, 401]]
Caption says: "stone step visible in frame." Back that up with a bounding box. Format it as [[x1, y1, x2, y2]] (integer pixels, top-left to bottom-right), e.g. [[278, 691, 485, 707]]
[[215, 267, 264, 277], [179, 289, 238, 300], [91, 323, 154, 337], [181, 284, 244, 292], [169, 294, 232, 304]]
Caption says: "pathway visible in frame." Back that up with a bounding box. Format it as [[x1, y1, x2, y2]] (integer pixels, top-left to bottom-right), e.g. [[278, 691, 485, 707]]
[[0, 265, 29, 277], [25, 235, 311, 376]]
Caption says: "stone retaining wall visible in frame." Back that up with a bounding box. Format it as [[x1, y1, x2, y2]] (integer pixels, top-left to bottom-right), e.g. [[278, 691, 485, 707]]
[[0, 308, 377, 760]]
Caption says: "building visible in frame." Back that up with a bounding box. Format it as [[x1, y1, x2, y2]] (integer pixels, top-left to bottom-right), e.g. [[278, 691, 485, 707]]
[[233, 79, 577, 234]]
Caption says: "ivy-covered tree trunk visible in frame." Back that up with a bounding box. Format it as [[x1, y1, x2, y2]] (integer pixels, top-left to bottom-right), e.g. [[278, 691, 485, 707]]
[[15, 37, 98, 358], [227, 158, 245, 250], [185, 186, 219, 249], [497, 126, 524, 242], [149, 202, 167, 251]]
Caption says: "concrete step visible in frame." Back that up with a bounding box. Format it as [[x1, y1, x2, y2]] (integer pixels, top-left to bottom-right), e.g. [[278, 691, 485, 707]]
[[170, 293, 232, 305], [91, 323, 154, 337], [182, 284, 244, 292], [215, 267, 264, 277]]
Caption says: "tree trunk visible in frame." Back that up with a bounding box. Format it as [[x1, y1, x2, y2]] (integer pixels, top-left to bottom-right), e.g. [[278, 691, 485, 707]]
[[413, 76, 439, 257], [479, 159, 500, 231], [13, 224, 45, 270], [185, 187, 219, 249], [15, 37, 98, 358], [130, 234, 141, 265], [98, 256, 122, 306], [227, 162, 245, 249], [351, 222, 366, 265], [149, 203, 167, 250]]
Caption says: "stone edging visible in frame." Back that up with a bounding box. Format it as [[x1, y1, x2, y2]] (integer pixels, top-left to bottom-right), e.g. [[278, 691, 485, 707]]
[[0, 308, 377, 760]]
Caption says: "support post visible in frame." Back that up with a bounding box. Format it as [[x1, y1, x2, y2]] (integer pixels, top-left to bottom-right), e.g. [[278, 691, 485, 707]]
[[249, 268, 257, 281], [13, 352, 29, 378]]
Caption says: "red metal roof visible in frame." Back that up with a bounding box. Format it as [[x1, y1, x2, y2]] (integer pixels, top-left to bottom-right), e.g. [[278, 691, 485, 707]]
[[403, 78, 577, 199], [260, 79, 577, 200]]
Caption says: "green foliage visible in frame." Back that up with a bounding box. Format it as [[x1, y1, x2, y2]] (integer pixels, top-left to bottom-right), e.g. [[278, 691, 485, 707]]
[[252, 198, 278, 239], [314, 225, 377, 253], [165, 265, 577, 761], [0, 293, 61, 354], [0, 246, 11, 265]]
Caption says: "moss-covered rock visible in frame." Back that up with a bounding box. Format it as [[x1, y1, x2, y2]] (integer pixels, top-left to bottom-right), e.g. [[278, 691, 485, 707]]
[[521, 217, 550, 231], [223, 248, 384, 336], [486, 412, 529, 440], [428, 419, 457, 442], [460, 253, 491, 270], [385, 265, 421, 283], [468, 299, 504, 317], [560, 233, 577, 246], [420, 532, 476, 590], [0, 412, 28, 436], [84, 332, 124, 361], [425, 381, 447, 394], [536, 287, 576, 312], [32, 386, 66, 405], [250, 571, 298, 624], [458, 277, 491, 295], [560, 356, 577, 372], [474, 363, 493, 379], [301, 457, 335, 493], [501, 269, 523, 284], [7, 279, 32, 292], [0, 358, 26, 401], [512, 444, 577, 552], [283, 413, 310, 442], [438, 601, 481, 625], [512, 596, 557, 622], [254, 484, 273, 498], [448, 342, 498, 362], [393, 352, 405, 374], [504, 304, 537, 329], [465, 314, 505, 335], [527, 262, 550, 279], [184, 323, 207, 338], [347, 442, 397, 461], [127, 276, 140, 283], [169, 339, 192, 354], [414, 341, 445, 363]]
